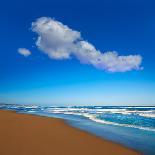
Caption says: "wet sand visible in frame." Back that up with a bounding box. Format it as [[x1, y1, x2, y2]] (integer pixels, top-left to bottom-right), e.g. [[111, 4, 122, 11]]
[[0, 110, 140, 155]]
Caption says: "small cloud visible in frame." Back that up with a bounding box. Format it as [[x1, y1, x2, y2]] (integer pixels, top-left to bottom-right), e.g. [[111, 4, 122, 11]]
[[31, 17, 142, 72], [18, 48, 31, 57]]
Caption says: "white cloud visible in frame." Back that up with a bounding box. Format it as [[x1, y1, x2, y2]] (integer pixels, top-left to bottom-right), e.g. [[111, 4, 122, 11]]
[[32, 17, 142, 72], [18, 48, 31, 57]]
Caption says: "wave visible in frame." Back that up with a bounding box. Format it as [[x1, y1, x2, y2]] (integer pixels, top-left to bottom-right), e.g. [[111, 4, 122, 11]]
[[1, 104, 155, 132], [44, 108, 155, 132], [81, 113, 155, 132], [43, 107, 155, 132]]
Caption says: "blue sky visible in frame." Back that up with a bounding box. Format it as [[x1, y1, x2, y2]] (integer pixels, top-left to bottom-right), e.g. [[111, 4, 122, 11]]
[[0, 0, 155, 106]]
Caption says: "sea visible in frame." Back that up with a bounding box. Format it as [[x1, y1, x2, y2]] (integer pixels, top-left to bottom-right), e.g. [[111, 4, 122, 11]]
[[0, 104, 155, 155]]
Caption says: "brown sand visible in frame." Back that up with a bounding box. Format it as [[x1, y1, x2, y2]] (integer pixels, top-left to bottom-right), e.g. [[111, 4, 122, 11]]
[[0, 110, 140, 155]]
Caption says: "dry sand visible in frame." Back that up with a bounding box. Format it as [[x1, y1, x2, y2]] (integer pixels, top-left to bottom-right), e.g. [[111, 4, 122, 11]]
[[0, 110, 140, 155]]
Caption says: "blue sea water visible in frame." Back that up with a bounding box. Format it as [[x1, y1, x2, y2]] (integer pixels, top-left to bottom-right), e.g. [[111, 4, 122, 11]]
[[0, 104, 155, 155]]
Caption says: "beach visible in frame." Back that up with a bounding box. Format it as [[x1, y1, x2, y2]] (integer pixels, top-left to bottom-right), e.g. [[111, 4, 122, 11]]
[[0, 110, 139, 155]]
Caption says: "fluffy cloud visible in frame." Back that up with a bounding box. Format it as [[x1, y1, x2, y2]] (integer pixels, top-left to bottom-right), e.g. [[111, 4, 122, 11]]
[[32, 17, 142, 72], [18, 48, 31, 57]]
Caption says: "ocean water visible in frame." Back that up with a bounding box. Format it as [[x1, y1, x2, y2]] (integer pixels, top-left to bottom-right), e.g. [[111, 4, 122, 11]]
[[0, 104, 155, 155]]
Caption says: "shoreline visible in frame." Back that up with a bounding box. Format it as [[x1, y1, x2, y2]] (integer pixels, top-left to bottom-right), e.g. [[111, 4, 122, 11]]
[[0, 110, 140, 155]]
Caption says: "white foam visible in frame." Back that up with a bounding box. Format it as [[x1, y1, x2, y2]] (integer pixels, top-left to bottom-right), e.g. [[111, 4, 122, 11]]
[[139, 113, 155, 118], [25, 105, 39, 108]]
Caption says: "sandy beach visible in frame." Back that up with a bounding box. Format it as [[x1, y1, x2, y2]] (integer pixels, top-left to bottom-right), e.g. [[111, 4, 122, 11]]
[[0, 110, 140, 155]]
